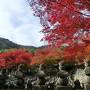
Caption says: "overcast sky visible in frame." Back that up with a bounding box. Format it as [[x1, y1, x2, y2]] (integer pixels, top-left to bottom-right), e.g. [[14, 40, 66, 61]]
[[0, 0, 45, 47]]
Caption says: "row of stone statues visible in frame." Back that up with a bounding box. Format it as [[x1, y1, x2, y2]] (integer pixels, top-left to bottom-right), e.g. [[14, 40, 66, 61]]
[[0, 61, 89, 90]]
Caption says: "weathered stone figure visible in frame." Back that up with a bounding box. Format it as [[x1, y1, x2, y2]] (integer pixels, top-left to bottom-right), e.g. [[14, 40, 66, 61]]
[[32, 64, 47, 90], [56, 62, 69, 86], [55, 62, 72, 90], [84, 61, 90, 90]]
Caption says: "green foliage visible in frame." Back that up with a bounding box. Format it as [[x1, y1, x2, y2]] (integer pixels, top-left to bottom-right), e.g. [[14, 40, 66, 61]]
[[28, 48, 36, 54], [0, 49, 8, 53]]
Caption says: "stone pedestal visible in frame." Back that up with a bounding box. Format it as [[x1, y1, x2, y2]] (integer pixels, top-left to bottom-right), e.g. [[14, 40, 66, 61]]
[[85, 84, 90, 90], [32, 85, 47, 90], [55, 86, 72, 90]]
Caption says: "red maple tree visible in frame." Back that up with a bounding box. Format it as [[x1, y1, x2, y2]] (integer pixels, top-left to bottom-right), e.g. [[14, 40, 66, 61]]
[[0, 49, 33, 69], [29, 0, 90, 47]]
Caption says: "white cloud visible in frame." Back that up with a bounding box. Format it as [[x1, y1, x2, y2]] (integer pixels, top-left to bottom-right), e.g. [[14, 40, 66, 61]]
[[0, 0, 44, 47], [13, 23, 44, 46]]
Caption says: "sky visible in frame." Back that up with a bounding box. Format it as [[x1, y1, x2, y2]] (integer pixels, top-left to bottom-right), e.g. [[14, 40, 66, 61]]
[[0, 0, 45, 47]]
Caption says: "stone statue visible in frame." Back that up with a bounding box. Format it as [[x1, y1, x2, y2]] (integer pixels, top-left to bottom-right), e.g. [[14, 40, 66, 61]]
[[56, 62, 69, 86], [36, 64, 46, 85], [84, 61, 90, 90]]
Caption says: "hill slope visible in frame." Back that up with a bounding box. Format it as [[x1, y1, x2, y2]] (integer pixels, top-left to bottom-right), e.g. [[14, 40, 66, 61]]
[[0, 37, 36, 49]]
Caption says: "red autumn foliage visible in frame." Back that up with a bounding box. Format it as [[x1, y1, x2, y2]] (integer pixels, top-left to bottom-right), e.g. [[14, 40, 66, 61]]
[[29, 0, 90, 47], [0, 44, 90, 69], [44, 47, 62, 61], [62, 44, 86, 64], [0, 49, 33, 69], [30, 48, 50, 65], [27, 0, 90, 66], [30, 47, 62, 65], [0, 45, 90, 68]]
